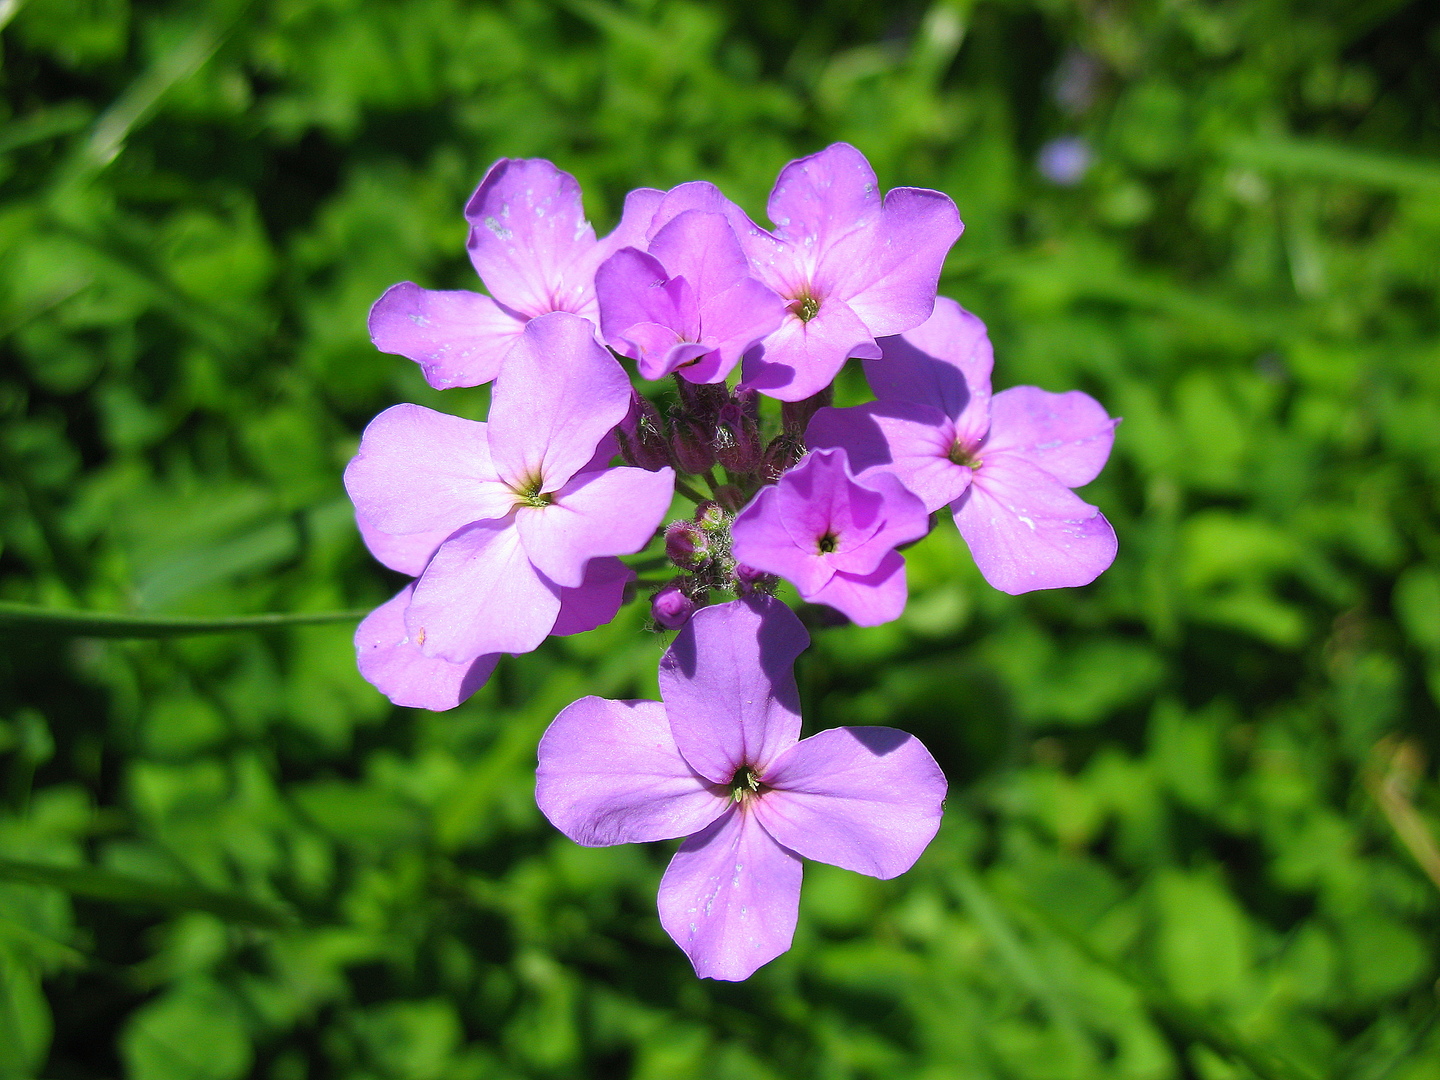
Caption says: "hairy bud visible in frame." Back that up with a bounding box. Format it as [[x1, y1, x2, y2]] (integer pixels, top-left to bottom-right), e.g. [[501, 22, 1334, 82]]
[[781, 386, 834, 436], [665, 520, 710, 571], [651, 580, 697, 630], [616, 391, 673, 471], [715, 402, 762, 474], [760, 433, 805, 481]]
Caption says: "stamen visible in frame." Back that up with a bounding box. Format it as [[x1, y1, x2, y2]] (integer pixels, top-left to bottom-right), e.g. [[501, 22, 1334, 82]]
[[730, 764, 763, 803], [790, 294, 820, 322], [817, 531, 838, 554]]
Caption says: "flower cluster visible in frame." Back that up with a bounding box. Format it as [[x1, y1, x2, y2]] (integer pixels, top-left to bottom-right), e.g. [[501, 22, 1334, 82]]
[[346, 144, 1117, 978]]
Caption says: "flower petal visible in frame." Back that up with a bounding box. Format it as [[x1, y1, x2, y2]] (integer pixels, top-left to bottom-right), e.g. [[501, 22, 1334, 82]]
[[344, 404, 514, 536], [659, 597, 809, 784], [406, 520, 561, 661], [464, 158, 598, 319], [982, 386, 1118, 488], [487, 311, 635, 492], [355, 510, 449, 577], [765, 143, 882, 278], [368, 282, 525, 389], [536, 697, 728, 846], [807, 549, 909, 626], [741, 297, 880, 402], [550, 557, 635, 637], [954, 454, 1118, 594], [806, 401, 971, 514], [755, 726, 946, 879], [657, 807, 802, 981], [514, 466, 675, 588], [355, 585, 497, 711], [867, 298, 993, 447], [729, 486, 836, 597]]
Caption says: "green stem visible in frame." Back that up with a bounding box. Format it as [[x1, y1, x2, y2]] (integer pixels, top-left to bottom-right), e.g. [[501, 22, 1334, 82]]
[[674, 479, 708, 504], [0, 602, 367, 638]]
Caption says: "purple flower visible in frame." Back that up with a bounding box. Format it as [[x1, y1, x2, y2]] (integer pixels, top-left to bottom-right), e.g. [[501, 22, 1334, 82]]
[[1037, 136, 1092, 186], [806, 298, 1118, 594], [648, 145, 962, 401], [352, 514, 633, 711], [535, 597, 946, 981], [345, 311, 675, 664], [730, 448, 930, 626], [595, 209, 788, 383], [368, 158, 663, 389]]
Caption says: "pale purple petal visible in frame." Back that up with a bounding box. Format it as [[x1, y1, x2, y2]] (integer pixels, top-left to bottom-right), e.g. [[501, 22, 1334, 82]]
[[954, 455, 1118, 594], [594, 247, 697, 375], [464, 159, 597, 319], [355, 510, 450, 577], [825, 469, 930, 576], [821, 187, 962, 338], [536, 697, 728, 846], [406, 521, 561, 661], [982, 386, 1117, 488], [659, 597, 809, 784], [729, 486, 836, 597], [657, 808, 802, 981], [806, 401, 972, 514], [741, 297, 880, 402], [487, 311, 634, 491], [765, 143, 882, 278], [587, 186, 667, 269], [648, 182, 767, 254], [368, 282, 526, 389], [754, 726, 946, 879], [807, 549, 909, 626], [773, 449, 883, 555], [683, 276, 788, 384], [514, 466, 675, 588], [647, 210, 753, 309], [550, 557, 635, 636], [344, 404, 514, 536], [867, 298, 993, 449], [356, 586, 497, 711]]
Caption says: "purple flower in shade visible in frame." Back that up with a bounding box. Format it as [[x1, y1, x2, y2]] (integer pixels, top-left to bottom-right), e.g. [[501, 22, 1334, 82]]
[[1037, 136, 1092, 186], [595, 209, 789, 384], [351, 513, 633, 711], [645, 145, 962, 401], [730, 448, 930, 626], [535, 597, 947, 981], [345, 311, 675, 665], [368, 158, 663, 389], [806, 298, 1118, 594]]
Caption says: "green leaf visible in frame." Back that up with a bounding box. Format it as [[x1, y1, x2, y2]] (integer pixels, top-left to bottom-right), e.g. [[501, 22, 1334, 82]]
[[0, 601, 366, 638], [0, 859, 297, 929]]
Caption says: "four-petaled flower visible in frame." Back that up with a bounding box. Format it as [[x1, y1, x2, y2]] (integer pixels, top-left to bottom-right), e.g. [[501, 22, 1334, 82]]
[[536, 597, 947, 981], [730, 448, 930, 626], [807, 298, 1118, 594], [345, 311, 675, 665]]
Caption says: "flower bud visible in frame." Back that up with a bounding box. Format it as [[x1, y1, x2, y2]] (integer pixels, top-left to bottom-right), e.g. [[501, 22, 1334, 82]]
[[732, 563, 779, 597], [651, 581, 697, 629], [715, 402, 762, 474], [665, 520, 710, 570], [713, 483, 746, 511], [674, 378, 730, 422], [669, 416, 716, 475], [760, 434, 805, 481], [694, 501, 728, 530], [781, 386, 834, 436], [616, 391, 673, 471]]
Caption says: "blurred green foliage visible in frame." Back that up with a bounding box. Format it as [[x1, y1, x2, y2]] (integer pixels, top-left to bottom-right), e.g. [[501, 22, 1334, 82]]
[[2, 0, 1439, 1077]]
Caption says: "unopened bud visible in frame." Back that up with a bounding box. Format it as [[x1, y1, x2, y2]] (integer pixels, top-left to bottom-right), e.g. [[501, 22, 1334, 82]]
[[651, 581, 697, 630], [665, 520, 710, 570], [694, 501, 727, 529], [669, 416, 716, 475], [715, 403, 762, 474], [760, 434, 805, 481], [781, 386, 834, 436], [617, 391, 672, 471], [732, 563, 779, 597], [713, 483, 745, 511], [674, 378, 730, 421]]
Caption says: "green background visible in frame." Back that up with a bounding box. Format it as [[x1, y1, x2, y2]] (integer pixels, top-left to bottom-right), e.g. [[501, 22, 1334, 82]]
[[2, 0, 1439, 1077]]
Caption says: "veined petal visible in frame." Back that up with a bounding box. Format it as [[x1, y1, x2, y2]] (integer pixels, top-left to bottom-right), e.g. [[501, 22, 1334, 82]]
[[464, 158, 598, 319], [514, 466, 675, 588], [406, 520, 561, 661], [755, 726, 946, 879], [354, 510, 450, 577], [826, 470, 930, 576], [657, 807, 802, 981], [954, 454, 1117, 594], [821, 186, 962, 338], [741, 297, 880, 402], [807, 549, 909, 626], [659, 597, 809, 784], [730, 486, 837, 597], [487, 312, 635, 492], [765, 143, 882, 279], [536, 697, 728, 846], [867, 298, 993, 448], [686, 276, 788, 384], [983, 386, 1117, 488], [344, 404, 513, 536], [356, 586, 497, 711], [772, 448, 884, 557], [806, 401, 971, 514], [368, 282, 526, 389], [550, 557, 635, 637]]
